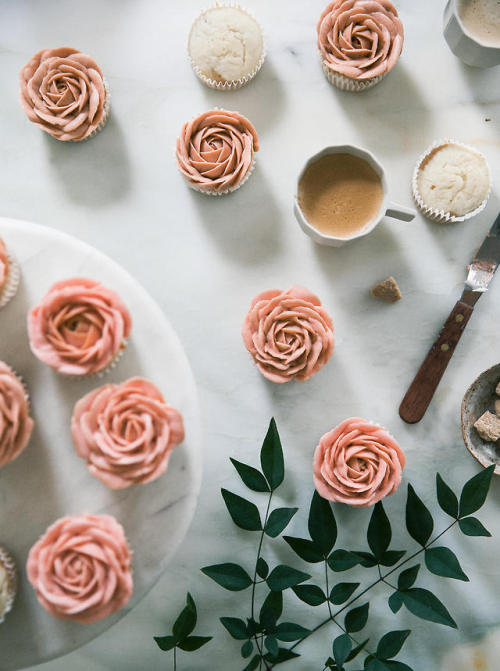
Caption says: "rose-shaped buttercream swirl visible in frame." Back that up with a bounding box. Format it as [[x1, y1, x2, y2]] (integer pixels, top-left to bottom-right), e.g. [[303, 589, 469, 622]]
[[28, 278, 132, 376], [26, 514, 132, 623], [0, 362, 34, 469], [242, 286, 334, 383], [71, 378, 185, 489], [313, 417, 405, 506], [176, 109, 259, 193], [0, 238, 9, 291], [19, 47, 107, 141], [317, 1, 404, 80]]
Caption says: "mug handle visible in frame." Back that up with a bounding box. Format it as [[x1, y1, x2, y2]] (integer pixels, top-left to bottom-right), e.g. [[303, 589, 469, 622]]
[[385, 202, 416, 222]]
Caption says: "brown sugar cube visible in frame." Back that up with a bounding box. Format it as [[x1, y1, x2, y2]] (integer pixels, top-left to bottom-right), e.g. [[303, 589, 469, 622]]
[[370, 277, 402, 304], [474, 411, 500, 442], [495, 399, 500, 418]]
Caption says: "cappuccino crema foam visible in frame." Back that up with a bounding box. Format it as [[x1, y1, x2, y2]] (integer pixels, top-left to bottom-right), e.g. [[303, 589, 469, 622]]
[[458, 0, 500, 47]]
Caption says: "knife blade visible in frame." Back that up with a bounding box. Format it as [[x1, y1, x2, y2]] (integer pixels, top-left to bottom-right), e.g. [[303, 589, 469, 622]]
[[399, 213, 500, 424]]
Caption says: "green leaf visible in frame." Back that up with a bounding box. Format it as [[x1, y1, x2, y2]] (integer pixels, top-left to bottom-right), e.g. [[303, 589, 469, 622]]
[[366, 661, 413, 671], [243, 655, 260, 671], [345, 603, 369, 633], [406, 484, 434, 546], [275, 622, 310, 642], [221, 489, 262, 531], [376, 630, 411, 660], [333, 633, 352, 666], [202, 563, 253, 591], [424, 547, 469, 581], [308, 491, 337, 556], [265, 635, 279, 658], [153, 635, 176, 651], [241, 640, 253, 658], [260, 590, 283, 626], [220, 617, 248, 640], [246, 618, 258, 637], [328, 549, 360, 572], [292, 584, 326, 606], [459, 516, 491, 537], [368, 502, 392, 561], [353, 551, 378, 568], [436, 474, 459, 518], [177, 636, 212, 651], [265, 507, 298, 538], [347, 638, 369, 661], [330, 582, 360, 605], [459, 465, 495, 518], [398, 565, 420, 590], [172, 593, 197, 642], [230, 458, 270, 492], [401, 588, 457, 628], [256, 557, 269, 579], [267, 565, 310, 592], [283, 536, 324, 563], [388, 591, 404, 614], [380, 550, 406, 567], [260, 418, 284, 490], [263, 648, 300, 665]]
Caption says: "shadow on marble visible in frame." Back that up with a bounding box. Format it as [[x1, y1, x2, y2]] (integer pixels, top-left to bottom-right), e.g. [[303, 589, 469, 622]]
[[195, 58, 287, 135], [43, 115, 131, 207], [459, 61, 500, 106], [188, 165, 283, 266]]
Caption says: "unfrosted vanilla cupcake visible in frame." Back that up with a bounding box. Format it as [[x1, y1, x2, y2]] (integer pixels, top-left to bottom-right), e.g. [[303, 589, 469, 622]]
[[0, 237, 20, 310], [413, 141, 490, 223], [188, 4, 265, 90], [0, 546, 17, 624]]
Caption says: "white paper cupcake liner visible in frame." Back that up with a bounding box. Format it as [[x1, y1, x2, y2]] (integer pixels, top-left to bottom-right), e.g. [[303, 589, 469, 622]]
[[188, 3, 266, 91], [0, 253, 20, 310], [79, 78, 111, 142], [412, 139, 491, 224], [0, 546, 18, 624], [320, 56, 385, 92]]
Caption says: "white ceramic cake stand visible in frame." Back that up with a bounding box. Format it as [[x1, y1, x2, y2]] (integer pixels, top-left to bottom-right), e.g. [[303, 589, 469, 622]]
[[0, 218, 202, 671]]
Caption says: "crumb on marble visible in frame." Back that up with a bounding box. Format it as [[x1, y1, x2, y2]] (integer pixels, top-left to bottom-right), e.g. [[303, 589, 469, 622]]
[[370, 276, 402, 303], [474, 411, 500, 442]]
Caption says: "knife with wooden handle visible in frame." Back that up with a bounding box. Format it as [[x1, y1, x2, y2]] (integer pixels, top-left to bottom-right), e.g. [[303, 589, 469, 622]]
[[399, 213, 500, 424]]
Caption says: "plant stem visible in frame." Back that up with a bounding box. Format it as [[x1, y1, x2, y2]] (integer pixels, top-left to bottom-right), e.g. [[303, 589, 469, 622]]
[[324, 559, 333, 620], [289, 519, 458, 653], [173, 646, 177, 671], [251, 491, 274, 671]]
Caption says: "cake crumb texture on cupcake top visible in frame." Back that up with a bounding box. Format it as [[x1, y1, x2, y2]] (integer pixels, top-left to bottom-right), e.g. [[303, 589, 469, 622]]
[[189, 6, 263, 83], [417, 143, 490, 217]]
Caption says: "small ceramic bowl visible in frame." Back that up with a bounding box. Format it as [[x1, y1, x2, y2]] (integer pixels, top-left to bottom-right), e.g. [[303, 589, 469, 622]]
[[461, 363, 500, 474]]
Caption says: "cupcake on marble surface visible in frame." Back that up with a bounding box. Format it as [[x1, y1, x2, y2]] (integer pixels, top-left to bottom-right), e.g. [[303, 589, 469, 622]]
[[0, 237, 20, 310], [412, 140, 491, 223], [317, 0, 404, 91], [0, 546, 17, 624], [0, 362, 34, 470], [188, 4, 265, 90], [242, 286, 334, 383], [27, 278, 132, 377], [27, 514, 132, 623], [176, 109, 259, 195], [71, 378, 185, 490], [20, 47, 109, 141]]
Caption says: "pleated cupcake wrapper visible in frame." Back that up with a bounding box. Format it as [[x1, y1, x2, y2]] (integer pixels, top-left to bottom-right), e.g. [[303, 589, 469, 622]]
[[63, 340, 128, 380], [189, 3, 265, 91], [1, 363, 32, 410], [0, 253, 20, 310], [320, 55, 385, 92], [0, 546, 18, 624], [412, 138, 491, 224], [76, 78, 111, 143]]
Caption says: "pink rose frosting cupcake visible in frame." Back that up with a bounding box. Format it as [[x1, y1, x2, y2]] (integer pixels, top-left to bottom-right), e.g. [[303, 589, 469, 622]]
[[27, 278, 132, 377], [0, 362, 34, 469], [317, 0, 404, 91], [313, 417, 405, 506], [71, 378, 185, 490], [242, 286, 334, 383], [0, 237, 20, 310], [19, 47, 109, 141], [176, 109, 259, 195], [27, 514, 132, 623]]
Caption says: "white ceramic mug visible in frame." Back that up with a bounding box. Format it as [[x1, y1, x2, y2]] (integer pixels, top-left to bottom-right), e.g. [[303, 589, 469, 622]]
[[293, 145, 415, 248], [444, 0, 500, 68]]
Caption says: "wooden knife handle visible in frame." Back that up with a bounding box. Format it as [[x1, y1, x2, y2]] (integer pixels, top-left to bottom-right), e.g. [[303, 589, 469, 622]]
[[399, 300, 474, 424]]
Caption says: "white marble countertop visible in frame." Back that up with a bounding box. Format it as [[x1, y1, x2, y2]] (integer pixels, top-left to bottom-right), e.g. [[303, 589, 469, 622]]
[[1, 0, 500, 669]]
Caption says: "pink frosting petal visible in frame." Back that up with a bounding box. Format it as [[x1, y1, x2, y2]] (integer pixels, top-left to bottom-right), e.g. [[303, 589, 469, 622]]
[[0, 361, 34, 468], [0, 237, 9, 288], [313, 417, 405, 507]]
